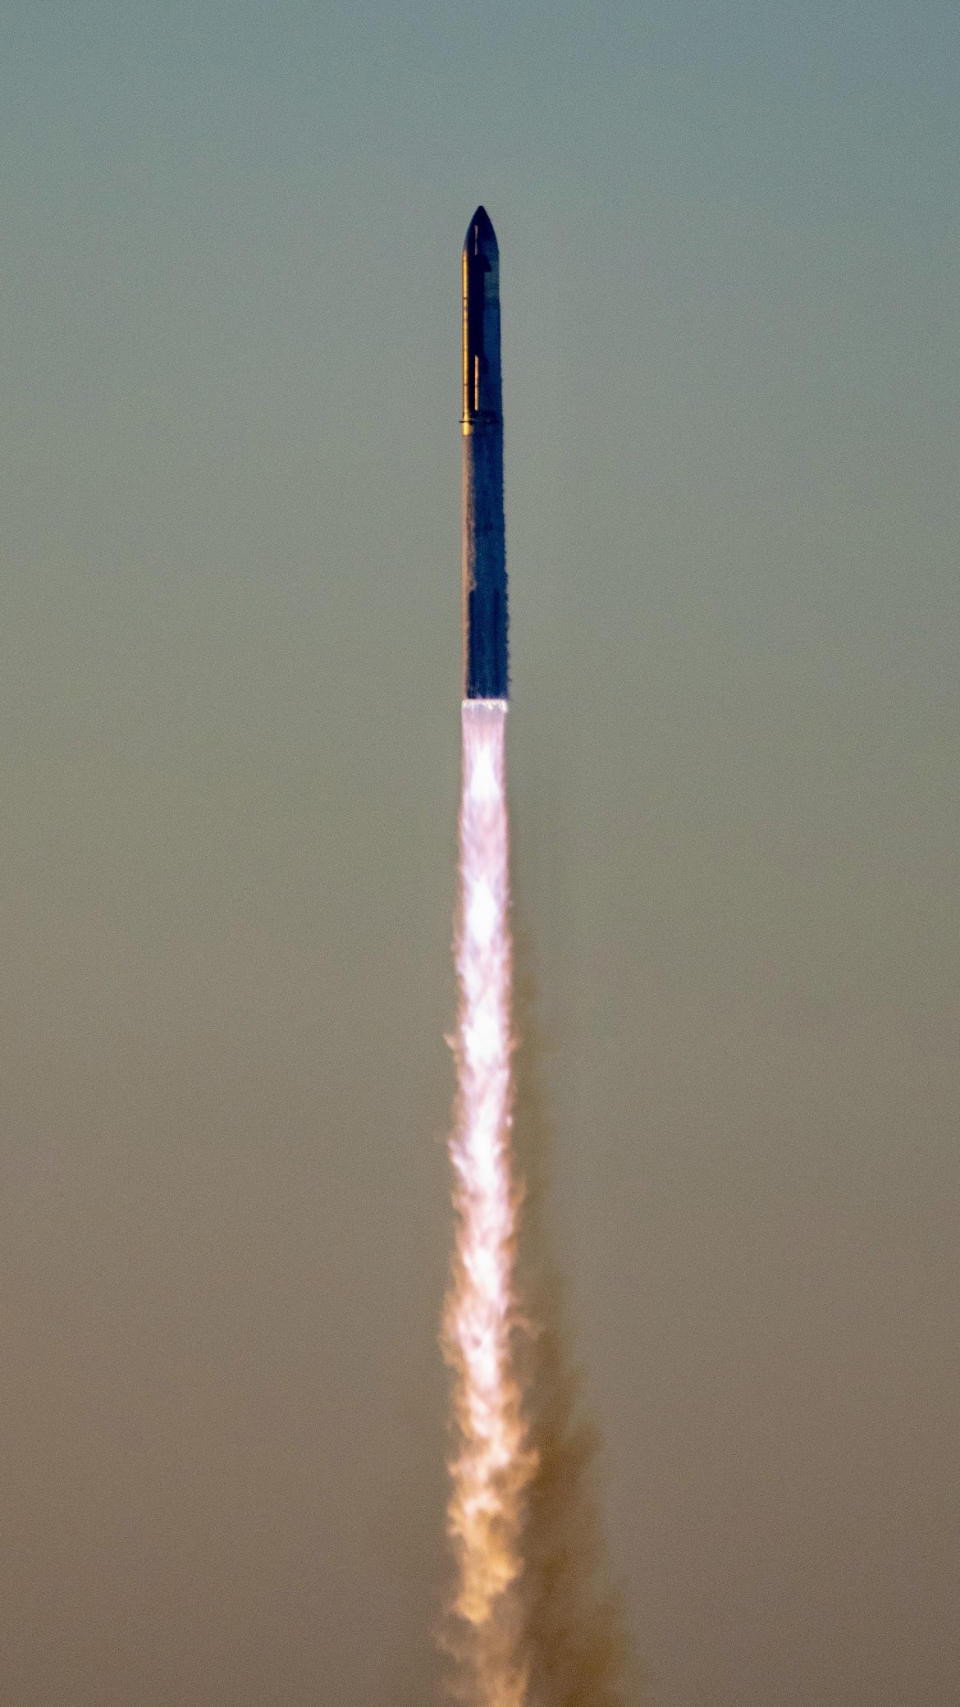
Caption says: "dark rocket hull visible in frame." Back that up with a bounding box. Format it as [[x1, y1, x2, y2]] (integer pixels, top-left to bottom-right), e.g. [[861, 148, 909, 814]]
[[461, 207, 508, 700]]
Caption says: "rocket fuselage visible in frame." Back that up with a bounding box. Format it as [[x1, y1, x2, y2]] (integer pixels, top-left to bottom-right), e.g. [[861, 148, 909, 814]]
[[461, 207, 507, 701]]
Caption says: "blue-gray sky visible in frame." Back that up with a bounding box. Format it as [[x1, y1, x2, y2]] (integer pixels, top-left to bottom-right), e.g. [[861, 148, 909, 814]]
[[2, 3, 958, 1702]]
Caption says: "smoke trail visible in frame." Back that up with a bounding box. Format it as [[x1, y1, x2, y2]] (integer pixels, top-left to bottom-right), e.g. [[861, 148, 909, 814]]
[[443, 697, 537, 1706], [442, 701, 632, 1706]]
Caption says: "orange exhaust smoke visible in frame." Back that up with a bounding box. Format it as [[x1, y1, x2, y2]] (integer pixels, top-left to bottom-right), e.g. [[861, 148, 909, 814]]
[[443, 698, 538, 1706]]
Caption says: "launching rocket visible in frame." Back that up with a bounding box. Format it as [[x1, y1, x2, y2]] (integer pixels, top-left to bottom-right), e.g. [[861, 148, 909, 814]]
[[461, 207, 508, 700]]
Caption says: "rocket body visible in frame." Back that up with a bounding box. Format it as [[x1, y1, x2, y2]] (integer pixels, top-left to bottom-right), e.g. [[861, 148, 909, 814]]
[[461, 207, 508, 700]]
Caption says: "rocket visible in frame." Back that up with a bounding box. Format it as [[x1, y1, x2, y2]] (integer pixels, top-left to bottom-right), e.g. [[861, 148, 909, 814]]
[[461, 207, 508, 700]]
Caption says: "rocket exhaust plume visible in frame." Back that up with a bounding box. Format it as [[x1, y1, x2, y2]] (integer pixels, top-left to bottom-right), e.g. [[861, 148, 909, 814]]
[[442, 209, 630, 1707], [444, 696, 536, 1705]]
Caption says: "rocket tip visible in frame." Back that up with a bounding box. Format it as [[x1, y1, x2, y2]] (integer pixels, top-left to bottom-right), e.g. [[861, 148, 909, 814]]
[[466, 205, 497, 252]]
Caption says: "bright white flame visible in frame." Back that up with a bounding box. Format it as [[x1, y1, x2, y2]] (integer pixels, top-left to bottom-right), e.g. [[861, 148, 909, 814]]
[[443, 698, 537, 1707]]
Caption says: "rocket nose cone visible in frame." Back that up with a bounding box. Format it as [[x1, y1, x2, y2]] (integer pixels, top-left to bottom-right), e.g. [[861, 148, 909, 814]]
[[465, 205, 497, 255]]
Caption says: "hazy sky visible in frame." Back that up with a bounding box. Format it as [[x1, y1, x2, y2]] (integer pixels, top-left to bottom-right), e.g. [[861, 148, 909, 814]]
[[2, 3, 958, 1703]]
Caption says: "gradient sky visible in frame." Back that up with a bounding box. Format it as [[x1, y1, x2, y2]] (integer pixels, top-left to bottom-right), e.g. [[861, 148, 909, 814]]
[[2, 3, 958, 1703]]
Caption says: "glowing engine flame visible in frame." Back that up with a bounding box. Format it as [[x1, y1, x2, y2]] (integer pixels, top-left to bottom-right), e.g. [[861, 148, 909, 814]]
[[444, 698, 538, 1706]]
